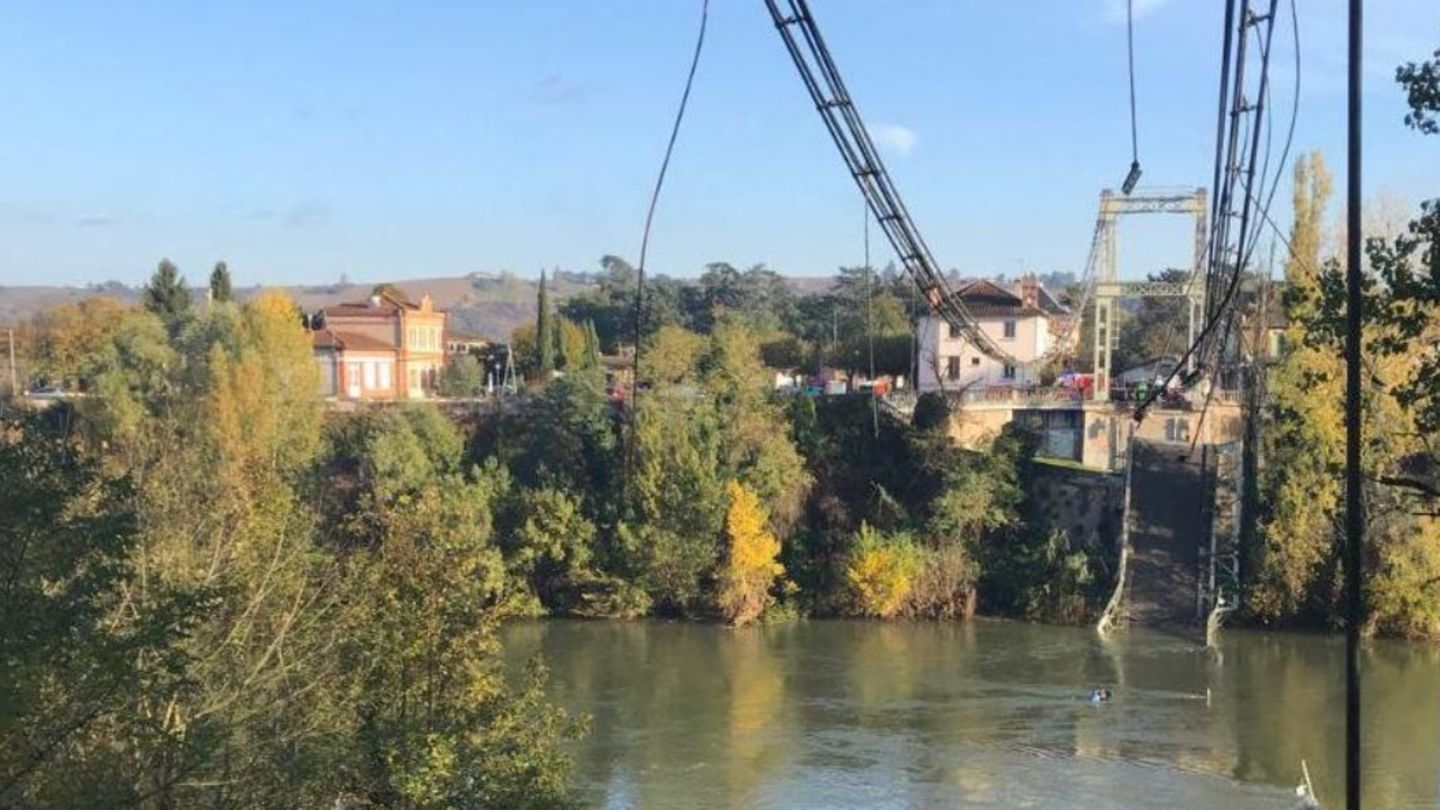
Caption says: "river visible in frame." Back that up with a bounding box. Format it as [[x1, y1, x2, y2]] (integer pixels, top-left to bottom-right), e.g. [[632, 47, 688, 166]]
[[502, 619, 1439, 809]]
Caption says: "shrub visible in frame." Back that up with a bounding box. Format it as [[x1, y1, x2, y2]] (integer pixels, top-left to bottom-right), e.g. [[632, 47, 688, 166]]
[[717, 481, 786, 626], [844, 524, 919, 618]]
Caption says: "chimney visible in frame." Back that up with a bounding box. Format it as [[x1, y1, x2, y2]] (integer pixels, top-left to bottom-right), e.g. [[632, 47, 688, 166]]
[[369, 294, 382, 308], [1017, 275, 1039, 309]]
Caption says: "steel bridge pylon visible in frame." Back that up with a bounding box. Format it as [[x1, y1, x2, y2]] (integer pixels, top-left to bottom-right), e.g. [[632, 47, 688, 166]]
[[1089, 187, 1208, 401]]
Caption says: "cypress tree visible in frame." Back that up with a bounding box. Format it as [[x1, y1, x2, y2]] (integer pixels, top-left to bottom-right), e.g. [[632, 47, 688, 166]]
[[585, 320, 601, 368], [209, 261, 234, 303], [536, 271, 555, 376]]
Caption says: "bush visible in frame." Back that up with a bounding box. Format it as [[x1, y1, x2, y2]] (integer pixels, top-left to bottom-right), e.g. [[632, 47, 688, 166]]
[[844, 524, 920, 618]]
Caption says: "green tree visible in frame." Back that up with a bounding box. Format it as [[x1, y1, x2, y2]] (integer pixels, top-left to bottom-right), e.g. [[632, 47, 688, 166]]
[[142, 258, 190, 321], [439, 353, 486, 397], [536, 271, 555, 377], [0, 416, 210, 807], [557, 317, 589, 370], [1249, 152, 1343, 624], [208, 261, 233, 303], [642, 324, 706, 387], [339, 455, 580, 807]]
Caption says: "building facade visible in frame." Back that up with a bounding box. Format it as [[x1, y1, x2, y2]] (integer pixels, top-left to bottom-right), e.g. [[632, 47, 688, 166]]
[[916, 279, 1066, 393], [311, 291, 447, 401]]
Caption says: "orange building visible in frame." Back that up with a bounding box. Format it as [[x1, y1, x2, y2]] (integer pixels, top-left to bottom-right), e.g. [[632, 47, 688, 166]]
[[311, 291, 447, 401]]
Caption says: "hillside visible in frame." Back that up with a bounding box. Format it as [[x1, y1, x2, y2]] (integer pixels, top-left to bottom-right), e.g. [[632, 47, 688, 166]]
[[0, 271, 852, 341], [0, 272, 596, 341]]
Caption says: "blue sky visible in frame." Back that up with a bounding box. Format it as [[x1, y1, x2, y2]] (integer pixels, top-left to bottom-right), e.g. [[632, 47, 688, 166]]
[[0, 0, 1435, 288]]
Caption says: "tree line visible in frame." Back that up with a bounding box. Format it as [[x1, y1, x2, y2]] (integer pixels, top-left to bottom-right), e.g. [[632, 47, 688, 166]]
[[1244, 44, 1440, 638], [3, 267, 1105, 806]]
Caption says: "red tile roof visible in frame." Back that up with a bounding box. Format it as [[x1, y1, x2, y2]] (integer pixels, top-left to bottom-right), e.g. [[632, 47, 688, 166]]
[[310, 328, 396, 353]]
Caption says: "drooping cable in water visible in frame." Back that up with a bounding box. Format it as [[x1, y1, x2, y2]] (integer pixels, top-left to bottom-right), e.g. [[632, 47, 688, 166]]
[[1121, 0, 1143, 194], [630, 0, 710, 417]]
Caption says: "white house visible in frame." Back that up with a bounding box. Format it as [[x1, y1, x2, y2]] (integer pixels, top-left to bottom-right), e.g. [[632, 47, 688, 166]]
[[916, 278, 1067, 393]]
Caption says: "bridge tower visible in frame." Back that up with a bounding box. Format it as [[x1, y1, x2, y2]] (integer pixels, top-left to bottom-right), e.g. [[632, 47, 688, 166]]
[[1089, 188, 1209, 401]]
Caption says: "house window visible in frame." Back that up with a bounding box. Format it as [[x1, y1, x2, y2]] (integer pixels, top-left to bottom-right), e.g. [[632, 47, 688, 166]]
[[1002, 364, 1016, 380], [948, 323, 961, 339], [378, 362, 391, 390], [971, 357, 981, 366], [946, 356, 960, 381], [363, 361, 377, 390], [1003, 320, 1016, 339]]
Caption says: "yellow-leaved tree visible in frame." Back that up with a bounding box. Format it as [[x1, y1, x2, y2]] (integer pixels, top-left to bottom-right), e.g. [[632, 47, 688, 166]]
[[845, 523, 918, 618], [717, 480, 785, 626]]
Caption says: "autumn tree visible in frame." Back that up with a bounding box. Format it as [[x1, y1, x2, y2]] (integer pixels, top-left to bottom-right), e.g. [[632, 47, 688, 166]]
[[717, 481, 785, 626], [32, 296, 128, 389], [1248, 151, 1344, 623], [844, 523, 917, 618]]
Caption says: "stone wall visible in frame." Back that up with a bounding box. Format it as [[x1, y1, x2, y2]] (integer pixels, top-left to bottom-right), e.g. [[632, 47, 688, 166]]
[[1028, 462, 1125, 552]]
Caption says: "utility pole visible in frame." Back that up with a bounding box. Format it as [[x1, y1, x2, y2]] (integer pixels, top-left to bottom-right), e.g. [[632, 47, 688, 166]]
[[1343, 0, 1364, 807]]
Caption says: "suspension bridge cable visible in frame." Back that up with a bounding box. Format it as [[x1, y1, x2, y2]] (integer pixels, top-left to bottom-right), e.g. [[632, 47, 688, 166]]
[[1123, 0, 1143, 193], [631, 0, 710, 414], [865, 198, 878, 435], [1137, 0, 1294, 421]]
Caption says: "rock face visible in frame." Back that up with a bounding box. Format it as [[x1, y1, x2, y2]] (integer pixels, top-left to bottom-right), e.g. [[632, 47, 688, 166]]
[[1123, 440, 1214, 630]]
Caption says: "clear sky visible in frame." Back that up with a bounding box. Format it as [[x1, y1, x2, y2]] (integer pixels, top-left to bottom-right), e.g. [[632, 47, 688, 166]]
[[0, 0, 1435, 288]]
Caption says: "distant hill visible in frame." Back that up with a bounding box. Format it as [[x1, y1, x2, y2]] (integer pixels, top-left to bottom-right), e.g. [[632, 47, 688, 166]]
[[0, 271, 842, 341]]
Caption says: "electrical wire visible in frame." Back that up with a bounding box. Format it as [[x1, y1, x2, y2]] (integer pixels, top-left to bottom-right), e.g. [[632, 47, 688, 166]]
[[631, 0, 710, 411]]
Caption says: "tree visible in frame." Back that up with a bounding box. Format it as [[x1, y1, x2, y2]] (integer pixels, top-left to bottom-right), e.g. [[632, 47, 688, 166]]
[[1248, 151, 1343, 624], [1112, 268, 1190, 373], [642, 324, 706, 387], [511, 323, 538, 380], [142, 258, 190, 320], [208, 261, 233, 303], [844, 523, 917, 618], [536, 271, 555, 377], [439, 353, 486, 397], [33, 297, 128, 389], [557, 318, 589, 370], [717, 481, 785, 626], [1397, 42, 1440, 134], [336, 440, 581, 806], [0, 416, 210, 806]]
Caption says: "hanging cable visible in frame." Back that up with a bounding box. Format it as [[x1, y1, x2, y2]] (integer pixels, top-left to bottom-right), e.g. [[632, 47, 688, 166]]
[[631, 0, 710, 413], [865, 198, 878, 436], [1122, 0, 1143, 194], [1136, 0, 1290, 422]]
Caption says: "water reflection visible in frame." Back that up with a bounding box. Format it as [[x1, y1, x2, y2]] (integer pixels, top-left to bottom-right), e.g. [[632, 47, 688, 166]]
[[504, 620, 1439, 808]]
